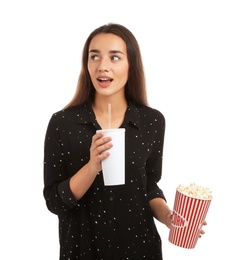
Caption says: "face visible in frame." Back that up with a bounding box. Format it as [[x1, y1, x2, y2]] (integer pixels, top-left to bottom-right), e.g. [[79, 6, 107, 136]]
[[87, 33, 129, 100]]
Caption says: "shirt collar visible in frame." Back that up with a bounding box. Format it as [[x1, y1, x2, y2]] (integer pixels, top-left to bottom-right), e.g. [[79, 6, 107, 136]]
[[76, 103, 97, 127], [123, 103, 140, 130], [77, 102, 141, 130]]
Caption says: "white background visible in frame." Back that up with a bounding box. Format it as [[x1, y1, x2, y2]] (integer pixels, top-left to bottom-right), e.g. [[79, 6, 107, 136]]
[[1, 0, 245, 259]]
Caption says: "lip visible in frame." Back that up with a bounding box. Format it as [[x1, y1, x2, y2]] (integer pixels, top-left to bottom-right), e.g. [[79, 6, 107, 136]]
[[97, 76, 113, 88]]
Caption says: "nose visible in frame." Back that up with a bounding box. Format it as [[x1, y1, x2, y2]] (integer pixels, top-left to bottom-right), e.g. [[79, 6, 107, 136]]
[[98, 67, 108, 72], [98, 58, 110, 72]]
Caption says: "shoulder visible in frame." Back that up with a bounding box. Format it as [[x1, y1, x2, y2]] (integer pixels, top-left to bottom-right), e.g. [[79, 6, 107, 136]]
[[129, 104, 165, 131], [137, 105, 165, 123], [52, 106, 78, 118], [48, 106, 81, 125]]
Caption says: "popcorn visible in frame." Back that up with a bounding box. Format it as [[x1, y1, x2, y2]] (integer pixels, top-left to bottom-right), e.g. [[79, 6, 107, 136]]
[[169, 183, 212, 248], [177, 183, 212, 200]]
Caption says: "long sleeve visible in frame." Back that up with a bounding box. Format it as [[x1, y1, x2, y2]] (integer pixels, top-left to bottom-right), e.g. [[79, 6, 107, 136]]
[[145, 108, 166, 202], [43, 113, 78, 216]]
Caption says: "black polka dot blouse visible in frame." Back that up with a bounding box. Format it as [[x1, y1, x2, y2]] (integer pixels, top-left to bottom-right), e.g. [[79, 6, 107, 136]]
[[43, 102, 166, 260]]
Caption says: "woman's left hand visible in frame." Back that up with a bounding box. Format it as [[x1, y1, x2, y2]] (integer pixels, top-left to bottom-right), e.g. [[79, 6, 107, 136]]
[[199, 220, 207, 238], [166, 212, 207, 238]]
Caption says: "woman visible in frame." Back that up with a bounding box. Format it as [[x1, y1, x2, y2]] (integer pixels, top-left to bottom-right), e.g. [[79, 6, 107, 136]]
[[43, 23, 204, 259]]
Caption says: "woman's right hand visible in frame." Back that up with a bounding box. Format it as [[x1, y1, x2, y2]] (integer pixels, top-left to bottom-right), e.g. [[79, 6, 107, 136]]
[[70, 132, 112, 201], [88, 132, 113, 175]]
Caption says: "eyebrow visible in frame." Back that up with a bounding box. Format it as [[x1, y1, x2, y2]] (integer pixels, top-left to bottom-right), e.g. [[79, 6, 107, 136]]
[[89, 49, 125, 55]]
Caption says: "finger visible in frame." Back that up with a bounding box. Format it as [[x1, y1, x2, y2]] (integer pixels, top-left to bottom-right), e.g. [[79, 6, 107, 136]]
[[95, 135, 112, 148], [95, 141, 113, 155], [200, 230, 205, 235], [91, 134, 111, 151], [91, 132, 104, 146]]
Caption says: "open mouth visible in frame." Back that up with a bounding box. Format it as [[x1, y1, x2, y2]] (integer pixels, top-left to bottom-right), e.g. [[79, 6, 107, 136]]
[[97, 77, 113, 83]]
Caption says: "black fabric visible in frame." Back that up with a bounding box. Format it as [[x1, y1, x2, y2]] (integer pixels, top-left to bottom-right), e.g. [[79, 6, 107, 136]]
[[43, 102, 166, 259]]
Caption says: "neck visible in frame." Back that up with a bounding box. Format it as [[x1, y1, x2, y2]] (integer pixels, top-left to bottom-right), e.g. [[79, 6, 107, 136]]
[[93, 96, 127, 115], [92, 98, 128, 129]]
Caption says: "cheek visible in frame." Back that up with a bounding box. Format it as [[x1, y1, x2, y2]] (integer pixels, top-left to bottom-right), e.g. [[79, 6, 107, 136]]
[[118, 64, 129, 80], [87, 63, 92, 75], [87, 62, 97, 75]]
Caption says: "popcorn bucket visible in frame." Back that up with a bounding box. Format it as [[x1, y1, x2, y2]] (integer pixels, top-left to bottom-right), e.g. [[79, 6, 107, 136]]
[[168, 189, 212, 249]]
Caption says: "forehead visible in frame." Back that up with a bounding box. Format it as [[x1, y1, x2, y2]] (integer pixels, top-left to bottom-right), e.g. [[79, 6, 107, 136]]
[[89, 33, 127, 52]]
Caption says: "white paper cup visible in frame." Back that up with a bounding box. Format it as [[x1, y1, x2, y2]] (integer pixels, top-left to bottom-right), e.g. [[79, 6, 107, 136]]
[[96, 128, 125, 186]]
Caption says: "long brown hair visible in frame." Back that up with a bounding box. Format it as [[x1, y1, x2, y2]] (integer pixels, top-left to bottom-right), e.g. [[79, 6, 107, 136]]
[[65, 23, 148, 108]]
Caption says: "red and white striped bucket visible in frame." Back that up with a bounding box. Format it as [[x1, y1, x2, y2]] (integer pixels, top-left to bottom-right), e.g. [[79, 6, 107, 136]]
[[168, 189, 212, 249]]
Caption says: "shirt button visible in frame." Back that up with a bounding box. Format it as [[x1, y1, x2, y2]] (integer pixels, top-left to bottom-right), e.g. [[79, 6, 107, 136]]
[[108, 244, 112, 248], [108, 220, 112, 224], [109, 197, 114, 201]]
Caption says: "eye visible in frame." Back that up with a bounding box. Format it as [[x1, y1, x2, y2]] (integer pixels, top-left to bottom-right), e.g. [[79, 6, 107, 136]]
[[111, 55, 120, 61], [90, 55, 99, 61]]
